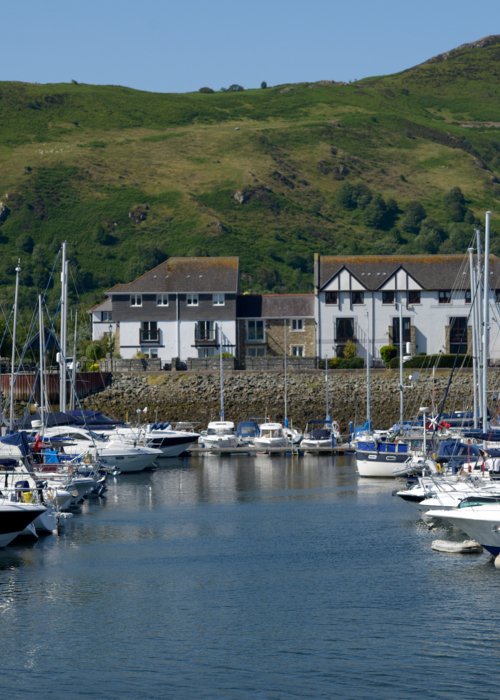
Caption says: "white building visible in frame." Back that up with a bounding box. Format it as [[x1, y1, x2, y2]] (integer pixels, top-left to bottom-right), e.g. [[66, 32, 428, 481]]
[[91, 257, 239, 366], [314, 254, 500, 364]]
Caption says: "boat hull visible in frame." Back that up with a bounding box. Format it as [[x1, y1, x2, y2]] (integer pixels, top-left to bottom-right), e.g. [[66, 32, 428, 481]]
[[425, 506, 500, 556], [0, 503, 47, 548]]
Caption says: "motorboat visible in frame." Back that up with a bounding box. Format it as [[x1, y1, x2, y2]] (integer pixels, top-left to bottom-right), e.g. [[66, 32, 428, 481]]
[[425, 500, 500, 556], [0, 498, 47, 548], [254, 422, 289, 451], [39, 425, 162, 473], [301, 419, 341, 452], [113, 423, 200, 458], [200, 421, 239, 450], [236, 420, 260, 446]]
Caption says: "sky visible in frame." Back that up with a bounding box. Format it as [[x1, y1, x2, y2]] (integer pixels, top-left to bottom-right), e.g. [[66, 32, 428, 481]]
[[2, 0, 500, 93]]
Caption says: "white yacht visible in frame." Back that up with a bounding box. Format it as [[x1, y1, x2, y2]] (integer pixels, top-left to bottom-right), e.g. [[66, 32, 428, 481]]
[[200, 421, 239, 450], [40, 425, 162, 473], [254, 422, 289, 451]]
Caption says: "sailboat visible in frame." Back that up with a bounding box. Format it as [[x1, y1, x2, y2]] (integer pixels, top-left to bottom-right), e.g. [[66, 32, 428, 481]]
[[301, 360, 341, 452], [200, 324, 239, 450], [353, 307, 412, 477]]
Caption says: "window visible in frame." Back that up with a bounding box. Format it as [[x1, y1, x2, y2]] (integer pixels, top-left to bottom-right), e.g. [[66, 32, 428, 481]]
[[186, 293, 198, 307], [449, 317, 468, 354], [392, 317, 411, 353], [101, 310, 112, 322], [247, 320, 264, 342], [336, 318, 354, 342], [212, 293, 225, 306], [196, 321, 216, 342], [439, 290, 451, 304], [143, 348, 159, 359], [156, 294, 169, 306], [351, 291, 364, 305], [291, 319, 304, 332], [291, 345, 304, 357], [382, 291, 395, 304], [465, 290, 472, 304], [247, 346, 265, 357], [325, 291, 338, 305], [140, 321, 158, 343], [408, 290, 421, 305], [495, 290, 500, 303], [130, 294, 142, 307]]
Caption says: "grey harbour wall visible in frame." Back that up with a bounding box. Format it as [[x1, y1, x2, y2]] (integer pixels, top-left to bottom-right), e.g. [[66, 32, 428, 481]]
[[81, 368, 500, 434]]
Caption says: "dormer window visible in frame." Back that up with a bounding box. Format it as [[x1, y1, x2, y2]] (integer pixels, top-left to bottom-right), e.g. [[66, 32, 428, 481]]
[[213, 293, 225, 306], [439, 290, 451, 304], [187, 293, 198, 307], [156, 294, 169, 306], [130, 294, 142, 307]]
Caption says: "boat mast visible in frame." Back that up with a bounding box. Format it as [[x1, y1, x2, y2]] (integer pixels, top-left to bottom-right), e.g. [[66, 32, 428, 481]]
[[469, 245, 479, 429], [399, 297, 404, 430], [325, 355, 330, 423], [482, 211, 491, 432], [283, 320, 288, 427], [8, 259, 21, 432], [59, 241, 68, 412], [219, 323, 224, 421], [38, 295, 46, 435], [366, 309, 371, 427], [69, 310, 78, 410]]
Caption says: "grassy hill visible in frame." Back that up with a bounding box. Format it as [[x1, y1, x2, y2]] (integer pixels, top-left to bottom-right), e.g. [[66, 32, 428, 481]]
[[0, 35, 499, 320]]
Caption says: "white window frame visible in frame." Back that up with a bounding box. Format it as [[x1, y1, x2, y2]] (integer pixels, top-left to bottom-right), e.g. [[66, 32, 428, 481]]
[[156, 294, 169, 307], [290, 318, 304, 332], [212, 293, 225, 306], [291, 345, 304, 357], [101, 310, 112, 322], [130, 294, 142, 307], [187, 293, 199, 307]]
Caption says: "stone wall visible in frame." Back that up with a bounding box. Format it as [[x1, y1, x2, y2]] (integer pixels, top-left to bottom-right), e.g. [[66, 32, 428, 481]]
[[82, 368, 499, 435]]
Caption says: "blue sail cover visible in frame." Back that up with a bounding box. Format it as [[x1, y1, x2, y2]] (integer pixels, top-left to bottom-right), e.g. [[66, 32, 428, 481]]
[[0, 431, 31, 457]]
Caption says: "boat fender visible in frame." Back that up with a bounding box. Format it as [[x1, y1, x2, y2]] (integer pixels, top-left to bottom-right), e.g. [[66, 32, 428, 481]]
[[332, 421, 339, 433], [495, 554, 500, 570]]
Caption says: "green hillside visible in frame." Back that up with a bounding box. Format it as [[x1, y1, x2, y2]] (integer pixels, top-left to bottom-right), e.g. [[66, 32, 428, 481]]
[[0, 35, 499, 316]]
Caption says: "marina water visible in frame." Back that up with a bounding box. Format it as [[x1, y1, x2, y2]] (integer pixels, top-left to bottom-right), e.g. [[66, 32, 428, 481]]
[[1, 453, 499, 699]]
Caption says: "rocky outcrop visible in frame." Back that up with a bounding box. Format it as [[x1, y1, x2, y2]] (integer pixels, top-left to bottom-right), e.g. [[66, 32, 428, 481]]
[[82, 368, 497, 435]]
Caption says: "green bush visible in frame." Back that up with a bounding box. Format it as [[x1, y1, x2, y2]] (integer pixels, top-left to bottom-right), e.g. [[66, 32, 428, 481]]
[[380, 344, 397, 366], [328, 356, 364, 369]]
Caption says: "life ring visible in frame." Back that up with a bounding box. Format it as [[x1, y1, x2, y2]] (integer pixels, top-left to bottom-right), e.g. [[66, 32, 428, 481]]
[[332, 421, 340, 433]]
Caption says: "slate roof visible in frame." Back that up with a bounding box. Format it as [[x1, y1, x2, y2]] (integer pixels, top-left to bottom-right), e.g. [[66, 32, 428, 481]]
[[90, 298, 112, 312], [106, 257, 239, 294], [315, 255, 500, 291], [237, 294, 314, 318]]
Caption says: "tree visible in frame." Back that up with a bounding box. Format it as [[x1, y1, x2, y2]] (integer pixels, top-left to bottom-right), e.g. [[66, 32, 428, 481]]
[[401, 200, 426, 234], [260, 81, 268, 89], [444, 186, 467, 223], [198, 87, 214, 93]]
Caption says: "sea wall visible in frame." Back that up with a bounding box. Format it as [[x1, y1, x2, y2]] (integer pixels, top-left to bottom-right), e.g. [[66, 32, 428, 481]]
[[82, 368, 500, 434]]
